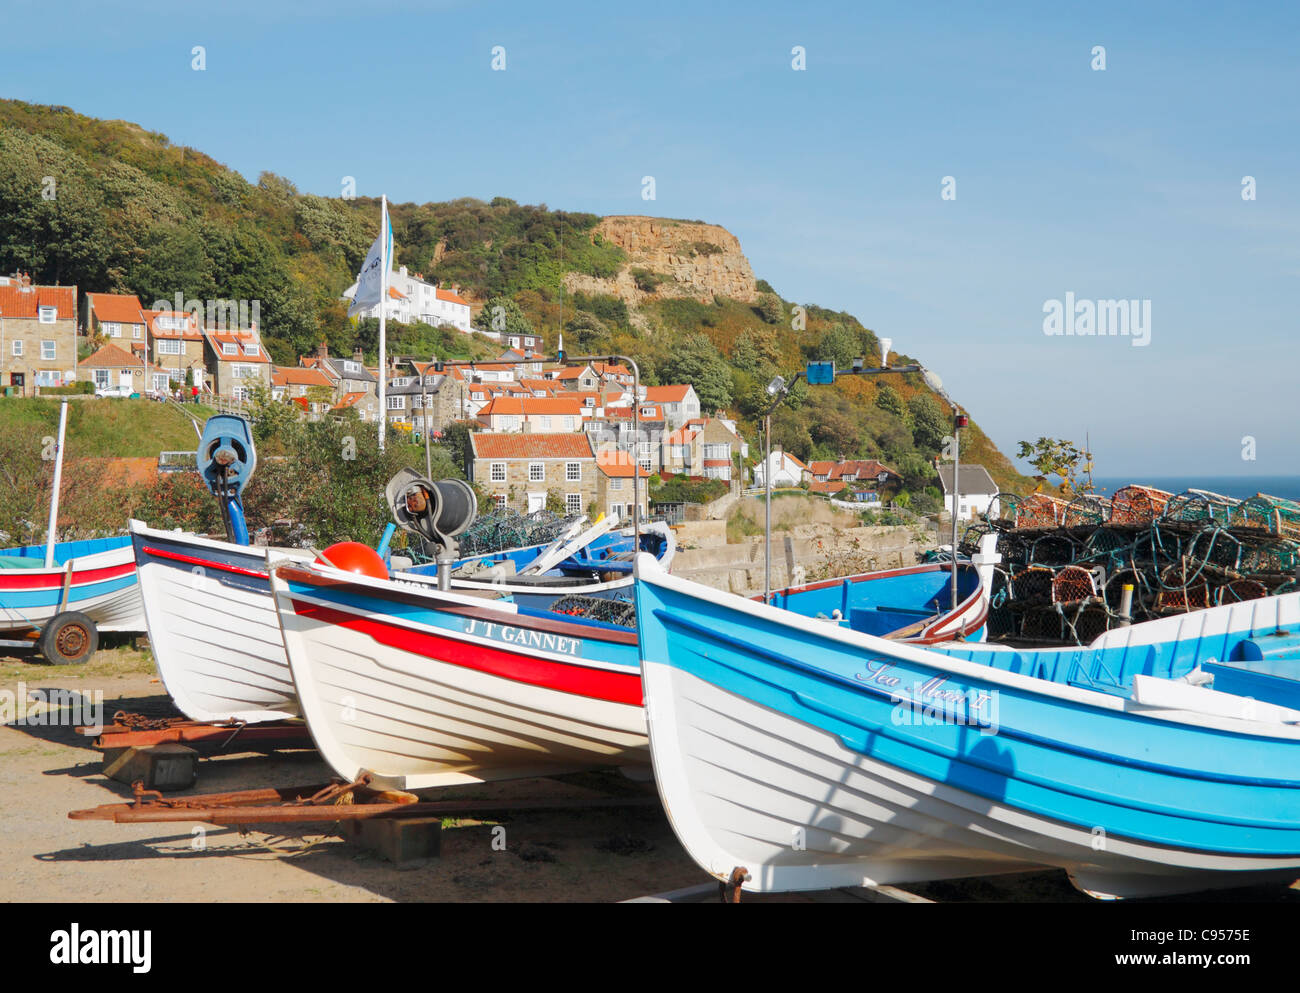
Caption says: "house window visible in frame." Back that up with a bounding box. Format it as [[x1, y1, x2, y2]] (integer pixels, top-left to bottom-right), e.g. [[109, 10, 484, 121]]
[[222, 343, 237, 355], [566, 493, 582, 515], [639, 458, 651, 474], [566, 462, 581, 482], [387, 395, 404, 410], [157, 316, 185, 331], [133, 325, 143, 339], [494, 493, 507, 511], [703, 444, 729, 460], [11, 340, 21, 356], [490, 462, 506, 482], [538, 416, 551, 431], [610, 477, 623, 490], [93, 369, 109, 387], [103, 322, 121, 337], [564, 417, 575, 430], [40, 340, 55, 360], [38, 306, 56, 323], [529, 462, 544, 482], [157, 339, 181, 355], [243, 345, 260, 356]]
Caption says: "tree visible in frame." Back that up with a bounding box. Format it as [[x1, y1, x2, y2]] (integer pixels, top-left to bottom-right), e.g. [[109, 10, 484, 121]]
[[440, 420, 478, 473], [814, 323, 860, 368], [1016, 437, 1092, 495], [473, 296, 534, 337], [907, 394, 947, 452], [875, 384, 905, 417], [756, 292, 784, 325], [658, 334, 733, 413]]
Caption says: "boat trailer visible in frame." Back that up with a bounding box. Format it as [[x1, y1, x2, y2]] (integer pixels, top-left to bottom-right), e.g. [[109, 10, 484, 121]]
[[68, 774, 659, 826], [80, 711, 314, 752]]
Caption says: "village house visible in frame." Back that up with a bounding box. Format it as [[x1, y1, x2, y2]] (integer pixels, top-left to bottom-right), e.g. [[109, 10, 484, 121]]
[[144, 309, 207, 388], [546, 364, 602, 391], [498, 348, 544, 378], [83, 292, 146, 354], [469, 432, 598, 516], [333, 390, 380, 422], [754, 449, 809, 488], [343, 266, 474, 332], [382, 369, 469, 437], [0, 273, 77, 395], [661, 417, 744, 481], [586, 402, 666, 475], [594, 446, 650, 522], [642, 384, 701, 429], [806, 459, 902, 499], [300, 344, 377, 401], [937, 463, 999, 521], [79, 343, 172, 395], [203, 328, 271, 400], [271, 366, 336, 418], [475, 394, 584, 433]]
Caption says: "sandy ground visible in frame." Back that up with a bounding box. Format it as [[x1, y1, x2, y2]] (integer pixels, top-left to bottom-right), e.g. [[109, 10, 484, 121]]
[[3, 644, 1299, 904]]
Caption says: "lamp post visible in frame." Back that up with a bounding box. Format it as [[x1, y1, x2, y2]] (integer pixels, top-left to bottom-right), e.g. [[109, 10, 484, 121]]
[[917, 365, 964, 612], [411, 357, 433, 481], [761, 343, 922, 603]]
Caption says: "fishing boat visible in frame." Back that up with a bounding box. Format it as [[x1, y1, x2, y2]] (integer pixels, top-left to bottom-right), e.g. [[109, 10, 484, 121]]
[[0, 537, 143, 664], [0, 400, 143, 664], [132, 417, 671, 723], [267, 552, 988, 790], [635, 552, 1300, 899]]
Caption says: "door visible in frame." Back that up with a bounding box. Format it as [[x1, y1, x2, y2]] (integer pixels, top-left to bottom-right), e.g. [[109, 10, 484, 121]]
[[527, 492, 544, 514]]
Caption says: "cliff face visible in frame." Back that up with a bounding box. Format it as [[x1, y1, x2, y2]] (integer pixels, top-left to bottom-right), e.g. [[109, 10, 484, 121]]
[[564, 215, 759, 305]]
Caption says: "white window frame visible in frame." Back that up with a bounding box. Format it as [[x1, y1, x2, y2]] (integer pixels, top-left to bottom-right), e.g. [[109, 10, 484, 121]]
[[610, 477, 623, 491], [387, 395, 405, 410], [565, 462, 581, 482], [38, 306, 57, 324], [565, 493, 582, 515], [40, 340, 55, 360], [157, 339, 182, 355], [494, 493, 508, 511], [11, 340, 22, 357], [528, 462, 545, 482], [538, 416, 551, 431], [490, 462, 506, 482], [222, 343, 237, 356]]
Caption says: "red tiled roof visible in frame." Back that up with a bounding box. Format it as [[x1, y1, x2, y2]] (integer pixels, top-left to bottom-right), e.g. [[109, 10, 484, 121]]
[[273, 366, 334, 388], [334, 391, 368, 409], [388, 286, 406, 300], [643, 384, 691, 403], [595, 447, 650, 478], [143, 310, 203, 339], [79, 342, 157, 370], [664, 426, 699, 445], [471, 433, 594, 460], [0, 284, 75, 319], [86, 293, 144, 325], [206, 330, 271, 363], [436, 288, 468, 306], [478, 396, 584, 417]]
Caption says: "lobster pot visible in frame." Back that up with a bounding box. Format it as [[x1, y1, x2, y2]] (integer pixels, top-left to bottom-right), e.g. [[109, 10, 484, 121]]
[[1070, 604, 1112, 643], [1216, 578, 1268, 606], [1154, 561, 1211, 613], [1019, 605, 1064, 641], [1105, 568, 1150, 618], [1109, 485, 1172, 525], [1014, 493, 1069, 529], [1062, 495, 1110, 527], [1052, 565, 1098, 605], [1237, 536, 1300, 575], [1188, 528, 1243, 572], [1162, 490, 1238, 527], [1233, 494, 1300, 540], [1011, 566, 1055, 606]]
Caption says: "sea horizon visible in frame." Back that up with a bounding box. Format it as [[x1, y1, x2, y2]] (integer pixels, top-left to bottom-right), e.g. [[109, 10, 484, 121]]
[[1083, 475, 1300, 503]]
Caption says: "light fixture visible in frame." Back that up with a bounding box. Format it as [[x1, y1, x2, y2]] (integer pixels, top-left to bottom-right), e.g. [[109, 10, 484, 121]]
[[766, 374, 786, 397], [921, 366, 943, 393], [879, 337, 892, 368]]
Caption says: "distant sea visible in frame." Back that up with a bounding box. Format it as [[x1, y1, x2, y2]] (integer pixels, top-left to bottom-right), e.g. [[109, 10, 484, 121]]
[[1089, 476, 1300, 503]]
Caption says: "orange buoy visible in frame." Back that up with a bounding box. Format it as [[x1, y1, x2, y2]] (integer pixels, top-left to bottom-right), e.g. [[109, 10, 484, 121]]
[[315, 541, 388, 579]]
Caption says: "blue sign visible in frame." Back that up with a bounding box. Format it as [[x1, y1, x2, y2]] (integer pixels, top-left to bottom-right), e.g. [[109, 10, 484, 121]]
[[806, 361, 835, 385]]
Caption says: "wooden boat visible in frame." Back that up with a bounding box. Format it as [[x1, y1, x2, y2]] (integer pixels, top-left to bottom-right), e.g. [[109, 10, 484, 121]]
[[0, 536, 143, 663], [635, 552, 1300, 900], [267, 556, 987, 790]]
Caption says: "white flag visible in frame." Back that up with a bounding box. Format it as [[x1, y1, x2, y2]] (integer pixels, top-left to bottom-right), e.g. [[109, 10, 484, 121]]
[[348, 210, 393, 317]]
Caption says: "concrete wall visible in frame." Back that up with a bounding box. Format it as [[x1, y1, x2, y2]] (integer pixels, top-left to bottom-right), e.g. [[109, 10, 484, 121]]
[[672, 523, 935, 596]]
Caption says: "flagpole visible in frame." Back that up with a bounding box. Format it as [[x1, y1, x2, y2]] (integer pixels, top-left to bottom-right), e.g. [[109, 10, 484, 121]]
[[377, 195, 388, 453]]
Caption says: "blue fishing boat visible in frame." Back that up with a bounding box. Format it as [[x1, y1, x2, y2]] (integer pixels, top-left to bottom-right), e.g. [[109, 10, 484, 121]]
[[267, 553, 987, 790], [635, 553, 1300, 899]]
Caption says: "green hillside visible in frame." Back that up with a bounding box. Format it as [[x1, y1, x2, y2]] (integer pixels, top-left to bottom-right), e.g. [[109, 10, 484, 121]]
[[0, 99, 1033, 497]]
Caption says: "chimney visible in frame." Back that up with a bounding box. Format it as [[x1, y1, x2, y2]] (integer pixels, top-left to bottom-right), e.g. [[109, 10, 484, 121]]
[[399, 265, 408, 279], [316, 342, 328, 358], [353, 348, 364, 364]]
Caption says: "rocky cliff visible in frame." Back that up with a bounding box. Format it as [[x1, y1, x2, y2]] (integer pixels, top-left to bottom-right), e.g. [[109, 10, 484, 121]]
[[563, 215, 759, 305]]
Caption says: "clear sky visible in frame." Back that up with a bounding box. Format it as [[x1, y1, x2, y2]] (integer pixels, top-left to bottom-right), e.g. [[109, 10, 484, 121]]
[[3, 1, 1297, 477]]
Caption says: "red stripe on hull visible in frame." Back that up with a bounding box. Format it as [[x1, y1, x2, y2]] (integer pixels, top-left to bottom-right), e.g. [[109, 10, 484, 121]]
[[292, 600, 643, 707], [142, 544, 269, 580], [0, 560, 135, 590]]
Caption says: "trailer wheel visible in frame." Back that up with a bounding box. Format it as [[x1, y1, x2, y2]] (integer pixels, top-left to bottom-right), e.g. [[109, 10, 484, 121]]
[[38, 612, 98, 665]]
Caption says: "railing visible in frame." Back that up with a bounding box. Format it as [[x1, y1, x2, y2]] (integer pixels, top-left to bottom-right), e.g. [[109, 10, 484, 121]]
[[158, 451, 198, 473]]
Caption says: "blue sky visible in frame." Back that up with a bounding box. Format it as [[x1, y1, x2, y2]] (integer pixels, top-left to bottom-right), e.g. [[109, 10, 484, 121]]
[[3, 1, 1297, 477]]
